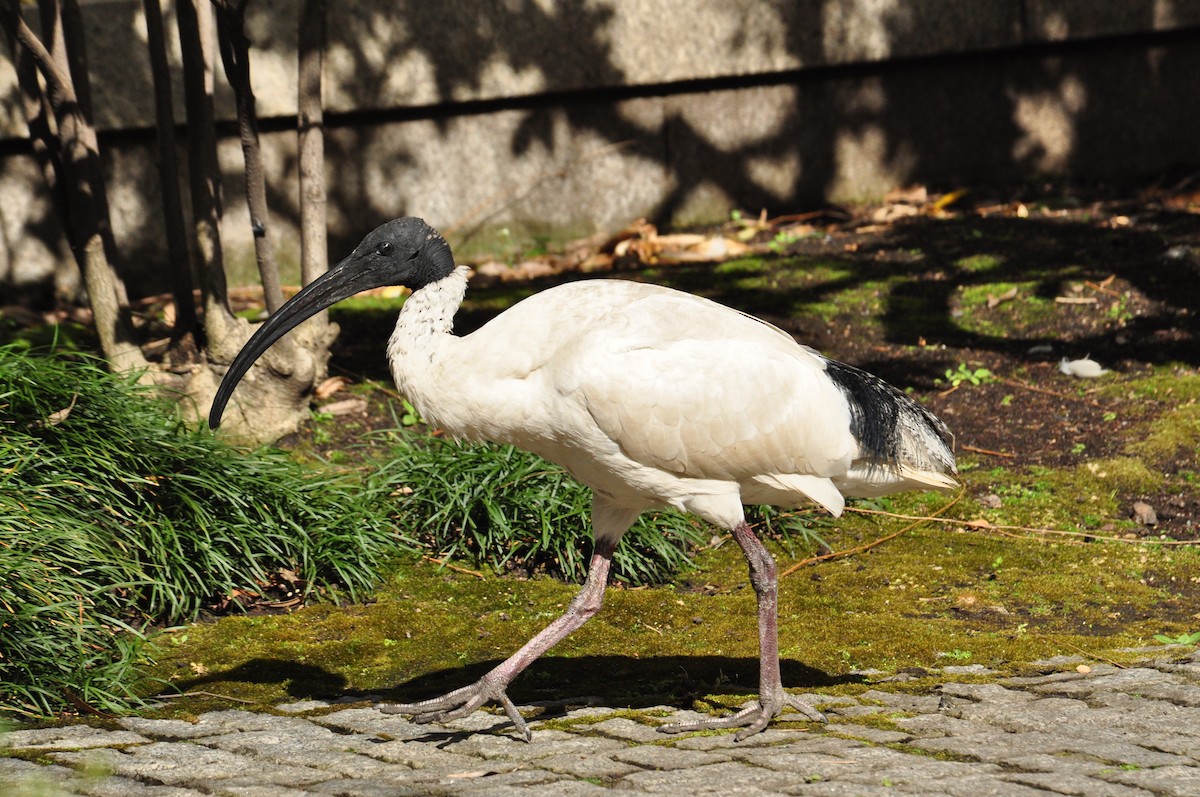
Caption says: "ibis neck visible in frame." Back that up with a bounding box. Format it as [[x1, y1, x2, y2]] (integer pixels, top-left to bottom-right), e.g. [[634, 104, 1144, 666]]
[[387, 265, 469, 360], [386, 266, 470, 424]]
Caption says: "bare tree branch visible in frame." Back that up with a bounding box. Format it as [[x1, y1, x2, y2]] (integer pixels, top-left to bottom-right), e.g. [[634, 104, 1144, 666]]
[[298, 0, 326, 288], [176, 0, 235, 354], [143, 0, 199, 350], [213, 0, 282, 314], [1, 1, 145, 371]]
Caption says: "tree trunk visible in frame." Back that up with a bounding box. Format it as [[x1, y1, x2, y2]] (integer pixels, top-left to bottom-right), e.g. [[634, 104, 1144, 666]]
[[297, 0, 330, 343], [1, 2, 145, 372], [176, 0, 238, 360], [142, 0, 199, 353], [214, 0, 282, 315], [298, 0, 327, 288], [6, 0, 335, 443]]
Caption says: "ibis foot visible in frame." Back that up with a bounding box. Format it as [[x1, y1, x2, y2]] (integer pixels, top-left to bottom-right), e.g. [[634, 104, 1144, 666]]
[[378, 677, 531, 741], [659, 692, 826, 741]]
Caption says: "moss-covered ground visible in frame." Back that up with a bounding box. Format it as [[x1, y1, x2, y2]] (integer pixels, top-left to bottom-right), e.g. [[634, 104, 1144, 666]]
[[143, 186, 1200, 724]]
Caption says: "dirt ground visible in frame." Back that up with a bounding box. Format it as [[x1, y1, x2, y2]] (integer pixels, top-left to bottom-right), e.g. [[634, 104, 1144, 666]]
[[300, 180, 1199, 542]]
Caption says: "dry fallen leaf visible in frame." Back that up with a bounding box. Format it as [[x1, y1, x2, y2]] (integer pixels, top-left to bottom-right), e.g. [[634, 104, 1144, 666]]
[[46, 394, 79, 427], [320, 398, 368, 416], [986, 286, 1018, 309], [1132, 501, 1158, 526], [885, 184, 928, 205], [315, 376, 348, 400]]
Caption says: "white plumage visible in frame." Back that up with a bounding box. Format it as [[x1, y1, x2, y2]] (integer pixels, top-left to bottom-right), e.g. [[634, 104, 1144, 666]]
[[210, 217, 957, 741]]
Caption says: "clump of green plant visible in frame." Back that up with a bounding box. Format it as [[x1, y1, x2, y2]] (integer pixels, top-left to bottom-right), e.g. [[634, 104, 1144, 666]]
[[936, 363, 995, 388], [1154, 631, 1200, 646], [0, 343, 411, 717], [372, 432, 713, 585]]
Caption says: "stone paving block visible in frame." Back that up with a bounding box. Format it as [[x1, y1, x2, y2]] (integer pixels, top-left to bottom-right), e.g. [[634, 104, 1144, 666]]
[[728, 749, 859, 782], [938, 682, 1040, 704], [275, 699, 335, 714], [0, 758, 81, 795], [2, 725, 151, 751], [533, 749, 642, 780], [1121, 682, 1200, 707], [203, 783, 315, 797], [925, 774, 1057, 796], [444, 729, 585, 760], [305, 777, 429, 797], [893, 712, 997, 738], [1026, 655, 1088, 669], [945, 695, 1092, 731], [794, 693, 862, 709], [1057, 736, 1194, 769], [729, 739, 864, 772], [827, 704, 887, 718], [995, 752, 1123, 774], [519, 780, 620, 796], [856, 689, 941, 713], [612, 744, 729, 770], [941, 665, 1000, 676], [669, 727, 815, 750], [1001, 669, 1108, 688], [311, 708, 430, 740], [826, 722, 910, 744], [85, 779, 211, 796], [585, 717, 664, 743], [1027, 668, 1181, 699], [618, 759, 800, 793], [119, 718, 220, 741], [1100, 764, 1200, 797], [911, 730, 1074, 760], [189, 711, 306, 735], [1056, 704, 1200, 746], [50, 742, 336, 788], [830, 759, 1006, 790], [785, 782, 899, 796], [195, 729, 404, 778], [1007, 771, 1156, 797], [362, 739, 483, 770], [432, 766, 567, 795]]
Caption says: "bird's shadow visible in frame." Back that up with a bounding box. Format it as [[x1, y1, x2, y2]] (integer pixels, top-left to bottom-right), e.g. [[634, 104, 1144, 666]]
[[169, 654, 863, 719]]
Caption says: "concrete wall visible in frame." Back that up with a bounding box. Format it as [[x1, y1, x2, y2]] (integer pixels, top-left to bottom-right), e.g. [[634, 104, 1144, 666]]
[[1, 0, 1199, 301]]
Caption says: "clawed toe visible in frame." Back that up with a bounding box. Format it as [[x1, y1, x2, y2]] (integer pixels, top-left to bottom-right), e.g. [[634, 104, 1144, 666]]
[[658, 694, 826, 740], [377, 680, 531, 740]]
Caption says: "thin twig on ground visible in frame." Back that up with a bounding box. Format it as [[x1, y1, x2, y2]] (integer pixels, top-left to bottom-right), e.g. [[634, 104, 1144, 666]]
[[1058, 639, 1128, 669], [781, 490, 966, 578], [422, 556, 486, 579], [1002, 377, 1104, 407], [961, 444, 1016, 458], [844, 507, 1197, 546]]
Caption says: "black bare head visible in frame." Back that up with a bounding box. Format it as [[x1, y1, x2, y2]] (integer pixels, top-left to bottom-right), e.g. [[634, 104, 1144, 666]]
[[208, 217, 455, 430]]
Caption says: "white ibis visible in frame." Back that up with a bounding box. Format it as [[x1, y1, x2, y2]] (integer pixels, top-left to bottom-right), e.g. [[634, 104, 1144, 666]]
[[209, 217, 957, 741]]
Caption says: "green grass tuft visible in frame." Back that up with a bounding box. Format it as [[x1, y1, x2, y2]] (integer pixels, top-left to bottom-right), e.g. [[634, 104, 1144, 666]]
[[0, 343, 411, 717], [370, 432, 711, 585]]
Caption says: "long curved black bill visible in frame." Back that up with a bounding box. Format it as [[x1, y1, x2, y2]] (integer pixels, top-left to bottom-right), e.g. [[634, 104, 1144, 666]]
[[208, 255, 392, 429]]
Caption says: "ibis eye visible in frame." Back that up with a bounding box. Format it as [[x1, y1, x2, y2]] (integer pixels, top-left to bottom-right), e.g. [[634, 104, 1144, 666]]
[[376, 241, 393, 256]]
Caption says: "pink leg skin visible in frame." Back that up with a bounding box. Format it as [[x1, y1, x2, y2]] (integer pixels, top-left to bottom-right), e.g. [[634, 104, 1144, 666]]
[[378, 539, 616, 740], [659, 520, 825, 740]]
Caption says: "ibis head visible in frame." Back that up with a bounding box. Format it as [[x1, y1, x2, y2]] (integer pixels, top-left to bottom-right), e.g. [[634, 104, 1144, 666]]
[[208, 217, 454, 430]]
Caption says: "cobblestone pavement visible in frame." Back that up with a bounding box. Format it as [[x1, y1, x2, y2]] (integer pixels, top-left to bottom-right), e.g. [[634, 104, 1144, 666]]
[[4, 649, 1200, 796]]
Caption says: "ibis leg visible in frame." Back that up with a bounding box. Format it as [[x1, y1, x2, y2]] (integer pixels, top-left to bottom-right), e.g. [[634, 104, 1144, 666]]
[[379, 539, 616, 740], [660, 520, 825, 740]]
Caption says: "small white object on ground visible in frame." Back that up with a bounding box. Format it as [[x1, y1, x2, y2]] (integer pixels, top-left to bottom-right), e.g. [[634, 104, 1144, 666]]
[[1059, 357, 1109, 378]]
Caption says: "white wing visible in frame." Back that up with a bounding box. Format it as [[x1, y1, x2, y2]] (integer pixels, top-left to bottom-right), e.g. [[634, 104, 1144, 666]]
[[549, 287, 859, 486]]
